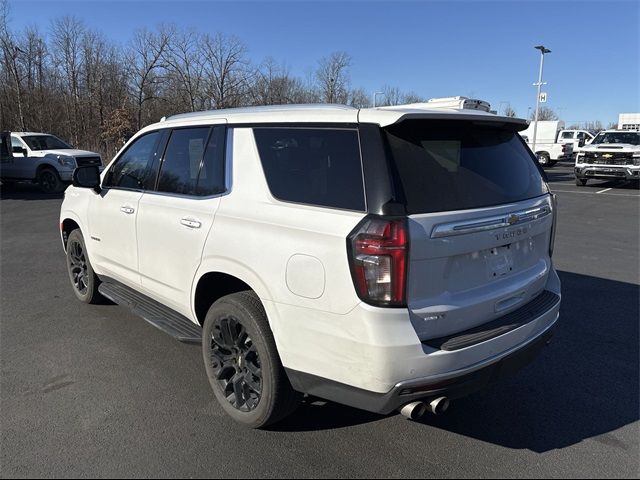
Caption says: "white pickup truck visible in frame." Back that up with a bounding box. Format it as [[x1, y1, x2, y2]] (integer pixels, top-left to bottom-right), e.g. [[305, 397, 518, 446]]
[[0, 131, 102, 193], [520, 121, 574, 167], [575, 130, 640, 186]]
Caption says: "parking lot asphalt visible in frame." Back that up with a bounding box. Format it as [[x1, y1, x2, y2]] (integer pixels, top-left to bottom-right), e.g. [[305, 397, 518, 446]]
[[1, 163, 638, 478]]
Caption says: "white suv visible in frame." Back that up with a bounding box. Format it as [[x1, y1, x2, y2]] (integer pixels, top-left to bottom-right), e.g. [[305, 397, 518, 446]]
[[60, 104, 561, 428]]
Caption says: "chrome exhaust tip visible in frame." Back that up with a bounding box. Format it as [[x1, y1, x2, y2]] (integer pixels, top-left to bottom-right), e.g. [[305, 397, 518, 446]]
[[399, 401, 427, 420], [428, 396, 450, 415]]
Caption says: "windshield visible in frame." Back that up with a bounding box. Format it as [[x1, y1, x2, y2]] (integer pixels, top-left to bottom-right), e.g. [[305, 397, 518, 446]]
[[21, 135, 72, 151], [590, 132, 640, 146], [384, 120, 548, 214]]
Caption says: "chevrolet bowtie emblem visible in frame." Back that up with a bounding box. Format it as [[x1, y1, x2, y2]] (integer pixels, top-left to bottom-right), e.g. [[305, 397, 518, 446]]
[[507, 214, 519, 225], [602, 154, 613, 159]]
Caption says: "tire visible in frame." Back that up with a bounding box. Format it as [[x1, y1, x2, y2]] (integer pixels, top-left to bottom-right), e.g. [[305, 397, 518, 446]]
[[202, 291, 300, 428], [537, 152, 551, 167], [66, 229, 104, 304], [576, 178, 587, 186], [38, 167, 63, 193]]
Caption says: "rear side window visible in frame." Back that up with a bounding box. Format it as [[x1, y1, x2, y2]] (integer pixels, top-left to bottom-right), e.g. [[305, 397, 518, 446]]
[[253, 127, 365, 211], [385, 120, 548, 214], [196, 126, 226, 196], [106, 131, 161, 190], [157, 127, 216, 196]]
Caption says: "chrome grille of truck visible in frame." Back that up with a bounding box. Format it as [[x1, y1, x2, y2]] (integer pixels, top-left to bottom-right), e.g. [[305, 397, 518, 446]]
[[75, 156, 102, 167], [583, 152, 633, 165]]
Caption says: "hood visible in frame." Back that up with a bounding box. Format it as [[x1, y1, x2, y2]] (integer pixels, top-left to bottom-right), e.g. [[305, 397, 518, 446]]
[[581, 144, 640, 153], [32, 149, 101, 158]]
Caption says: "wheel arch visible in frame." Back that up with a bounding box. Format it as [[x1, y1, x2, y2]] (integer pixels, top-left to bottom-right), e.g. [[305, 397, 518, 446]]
[[191, 260, 273, 327], [36, 161, 59, 175], [60, 213, 84, 252]]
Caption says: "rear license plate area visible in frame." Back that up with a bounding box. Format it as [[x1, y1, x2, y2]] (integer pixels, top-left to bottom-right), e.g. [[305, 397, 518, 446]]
[[485, 245, 514, 279]]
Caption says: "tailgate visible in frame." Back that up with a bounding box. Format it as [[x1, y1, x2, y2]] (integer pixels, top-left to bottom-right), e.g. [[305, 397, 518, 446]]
[[407, 195, 553, 340]]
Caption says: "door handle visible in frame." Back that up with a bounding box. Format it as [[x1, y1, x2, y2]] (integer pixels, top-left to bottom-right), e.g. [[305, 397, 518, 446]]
[[120, 206, 135, 214], [180, 218, 202, 229]]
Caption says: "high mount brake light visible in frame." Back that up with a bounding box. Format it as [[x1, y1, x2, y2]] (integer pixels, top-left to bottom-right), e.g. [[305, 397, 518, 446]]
[[348, 216, 408, 307]]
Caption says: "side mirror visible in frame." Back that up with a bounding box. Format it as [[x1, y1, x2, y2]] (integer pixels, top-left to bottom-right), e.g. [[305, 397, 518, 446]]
[[12, 146, 27, 156], [578, 139, 586, 147], [73, 165, 101, 193]]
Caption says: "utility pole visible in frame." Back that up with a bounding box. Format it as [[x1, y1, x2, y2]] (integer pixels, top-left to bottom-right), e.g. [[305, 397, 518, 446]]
[[532, 45, 551, 154], [373, 91, 384, 108]]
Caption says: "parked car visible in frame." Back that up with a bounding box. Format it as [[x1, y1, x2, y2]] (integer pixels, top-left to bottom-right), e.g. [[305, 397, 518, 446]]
[[0, 131, 102, 193], [60, 103, 561, 428], [519, 121, 574, 167], [574, 130, 640, 186]]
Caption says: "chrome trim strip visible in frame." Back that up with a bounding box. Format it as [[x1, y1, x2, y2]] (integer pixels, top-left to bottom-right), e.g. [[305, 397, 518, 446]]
[[431, 204, 551, 238]]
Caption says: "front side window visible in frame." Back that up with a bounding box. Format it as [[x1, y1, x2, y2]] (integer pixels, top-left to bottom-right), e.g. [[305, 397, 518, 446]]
[[156, 127, 212, 195], [21, 135, 71, 150], [384, 120, 548, 214], [11, 136, 24, 149], [253, 127, 365, 211], [105, 131, 161, 190]]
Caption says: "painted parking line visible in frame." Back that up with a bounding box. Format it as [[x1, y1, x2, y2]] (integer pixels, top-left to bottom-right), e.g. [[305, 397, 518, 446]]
[[551, 189, 639, 198], [597, 188, 613, 194]]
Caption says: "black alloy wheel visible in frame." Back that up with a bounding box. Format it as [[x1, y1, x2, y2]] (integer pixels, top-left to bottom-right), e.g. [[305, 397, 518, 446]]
[[68, 237, 89, 295], [209, 316, 263, 412]]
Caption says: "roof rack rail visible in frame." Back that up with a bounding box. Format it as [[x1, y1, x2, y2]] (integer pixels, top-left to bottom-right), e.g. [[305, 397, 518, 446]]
[[166, 103, 357, 122]]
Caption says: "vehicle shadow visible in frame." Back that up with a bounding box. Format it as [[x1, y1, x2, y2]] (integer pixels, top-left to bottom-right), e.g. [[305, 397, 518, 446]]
[[544, 170, 575, 183], [273, 271, 640, 453], [0, 182, 65, 200]]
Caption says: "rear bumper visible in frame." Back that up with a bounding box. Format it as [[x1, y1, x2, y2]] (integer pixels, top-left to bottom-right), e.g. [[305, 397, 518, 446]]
[[286, 323, 555, 415], [273, 267, 560, 411], [575, 165, 640, 181]]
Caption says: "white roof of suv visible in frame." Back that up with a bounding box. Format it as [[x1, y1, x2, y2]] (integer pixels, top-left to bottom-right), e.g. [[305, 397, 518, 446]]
[[144, 104, 527, 134]]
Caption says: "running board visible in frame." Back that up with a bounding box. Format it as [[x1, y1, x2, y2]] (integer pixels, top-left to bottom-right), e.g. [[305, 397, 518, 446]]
[[98, 280, 202, 344]]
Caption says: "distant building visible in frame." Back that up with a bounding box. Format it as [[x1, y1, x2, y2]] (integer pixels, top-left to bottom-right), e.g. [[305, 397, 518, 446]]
[[618, 113, 640, 130]]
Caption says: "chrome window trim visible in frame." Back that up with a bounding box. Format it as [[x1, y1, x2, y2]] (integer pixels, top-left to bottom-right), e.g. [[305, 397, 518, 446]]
[[431, 204, 551, 239]]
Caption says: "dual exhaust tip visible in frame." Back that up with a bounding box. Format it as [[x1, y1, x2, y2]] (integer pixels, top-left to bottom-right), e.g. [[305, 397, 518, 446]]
[[399, 397, 449, 420]]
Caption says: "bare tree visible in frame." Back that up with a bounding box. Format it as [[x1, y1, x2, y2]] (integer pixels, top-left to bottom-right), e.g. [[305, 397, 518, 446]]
[[163, 27, 205, 112], [127, 26, 172, 129], [250, 57, 305, 105], [379, 85, 402, 106], [0, 0, 26, 130], [530, 106, 558, 121], [503, 103, 517, 117], [401, 92, 424, 104], [348, 87, 371, 108], [50, 16, 87, 144], [201, 32, 251, 109], [316, 51, 351, 104]]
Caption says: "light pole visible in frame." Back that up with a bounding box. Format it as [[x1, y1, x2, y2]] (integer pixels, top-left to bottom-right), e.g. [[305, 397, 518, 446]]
[[373, 91, 384, 108], [532, 45, 551, 154]]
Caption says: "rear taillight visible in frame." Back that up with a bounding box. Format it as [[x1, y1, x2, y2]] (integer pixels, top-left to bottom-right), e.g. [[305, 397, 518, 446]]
[[347, 216, 408, 307], [549, 194, 557, 257]]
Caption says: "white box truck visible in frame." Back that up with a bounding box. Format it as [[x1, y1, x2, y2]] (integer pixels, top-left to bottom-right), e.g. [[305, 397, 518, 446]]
[[520, 121, 573, 167]]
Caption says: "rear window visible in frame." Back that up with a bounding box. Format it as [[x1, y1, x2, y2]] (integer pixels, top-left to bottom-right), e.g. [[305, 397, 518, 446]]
[[384, 120, 548, 214], [253, 127, 365, 211]]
